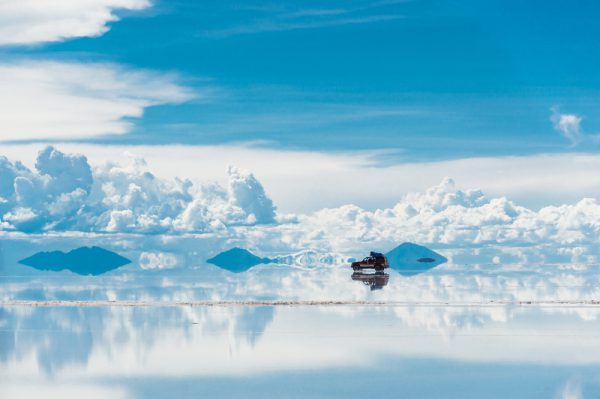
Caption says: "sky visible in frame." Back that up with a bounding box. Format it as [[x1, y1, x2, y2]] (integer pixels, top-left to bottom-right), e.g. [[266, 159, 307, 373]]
[[2, 0, 600, 218], [1, 0, 600, 159]]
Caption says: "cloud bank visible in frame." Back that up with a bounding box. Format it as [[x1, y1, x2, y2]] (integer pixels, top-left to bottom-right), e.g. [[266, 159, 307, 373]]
[[0, 0, 151, 45], [2, 147, 600, 258], [0, 61, 193, 141], [6, 143, 600, 214], [0, 146, 276, 233], [285, 178, 600, 256]]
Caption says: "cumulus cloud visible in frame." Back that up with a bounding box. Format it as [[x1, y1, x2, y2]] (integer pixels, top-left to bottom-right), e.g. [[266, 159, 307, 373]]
[[0, 0, 151, 45], [3, 146, 600, 260], [0, 146, 276, 233], [0, 61, 194, 141], [551, 107, 583, 146], [227, 166, 276, 224], [5, 143, 600, 213], [283, 178, 600, 255]]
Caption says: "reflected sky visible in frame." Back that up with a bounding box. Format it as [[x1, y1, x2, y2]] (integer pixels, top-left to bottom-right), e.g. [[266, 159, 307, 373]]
[[1, 234, 600, 303], [2, 234, 600, 398], [1, 305, 600, 398]]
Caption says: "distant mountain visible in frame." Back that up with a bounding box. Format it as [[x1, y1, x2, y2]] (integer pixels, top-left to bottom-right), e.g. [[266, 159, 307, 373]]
[[207, 247, 272, 273], [19, 246, 131, 276], [385, 243, 447, 276]]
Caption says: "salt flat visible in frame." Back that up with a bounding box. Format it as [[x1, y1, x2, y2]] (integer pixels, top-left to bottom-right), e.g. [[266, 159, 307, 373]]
[[2, 304, 600, 399], [2, 235, 600, 398]]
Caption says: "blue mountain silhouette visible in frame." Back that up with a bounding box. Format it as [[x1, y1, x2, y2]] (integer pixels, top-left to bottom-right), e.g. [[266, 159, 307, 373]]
[[207, 247, 272, 273], [19, 246, 131, 276], [385, 243, 447, 276]]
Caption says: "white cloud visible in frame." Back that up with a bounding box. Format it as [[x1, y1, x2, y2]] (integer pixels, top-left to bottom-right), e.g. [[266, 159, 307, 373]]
[[0, 146, 277, 233], [106, 209, 136, 232], [0, 61, 194, 141], [0, 0, 151, 45], [2, 146, 600, 263], [227, 166, 276, 224], [283, 180, 600, 255], [3, 144, 600, 213], [551, 107, 583, 146]]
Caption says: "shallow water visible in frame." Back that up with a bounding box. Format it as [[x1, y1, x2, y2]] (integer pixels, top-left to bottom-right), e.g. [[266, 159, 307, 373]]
[[2, 305, 600, 398], [1, 234, 600, 398]]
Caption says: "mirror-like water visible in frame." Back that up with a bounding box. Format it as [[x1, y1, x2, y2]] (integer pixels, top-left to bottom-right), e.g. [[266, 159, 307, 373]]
[[1, 234, 600, 398], [2, 305, 600, 398]]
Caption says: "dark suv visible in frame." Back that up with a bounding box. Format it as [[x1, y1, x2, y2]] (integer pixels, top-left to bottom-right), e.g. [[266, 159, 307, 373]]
[[351, 252, 389, 271]]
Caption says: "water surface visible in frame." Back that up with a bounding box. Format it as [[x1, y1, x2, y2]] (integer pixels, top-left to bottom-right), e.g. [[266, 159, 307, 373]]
[[1, 234, 599, 398]]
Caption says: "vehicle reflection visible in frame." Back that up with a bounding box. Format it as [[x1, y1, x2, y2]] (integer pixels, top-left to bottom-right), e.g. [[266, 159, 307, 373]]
[[351, 271, 389, 290]]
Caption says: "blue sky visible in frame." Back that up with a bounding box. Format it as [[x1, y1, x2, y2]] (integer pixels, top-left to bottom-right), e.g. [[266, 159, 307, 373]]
[[2, 0, 600, 161]]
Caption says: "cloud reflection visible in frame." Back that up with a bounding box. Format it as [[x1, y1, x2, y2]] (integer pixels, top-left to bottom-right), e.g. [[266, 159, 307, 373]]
[[2, 304, 600, 380]]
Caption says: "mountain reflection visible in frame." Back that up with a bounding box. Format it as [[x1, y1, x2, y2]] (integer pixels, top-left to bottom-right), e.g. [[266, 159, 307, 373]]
[[19, 246, 131, 275]]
